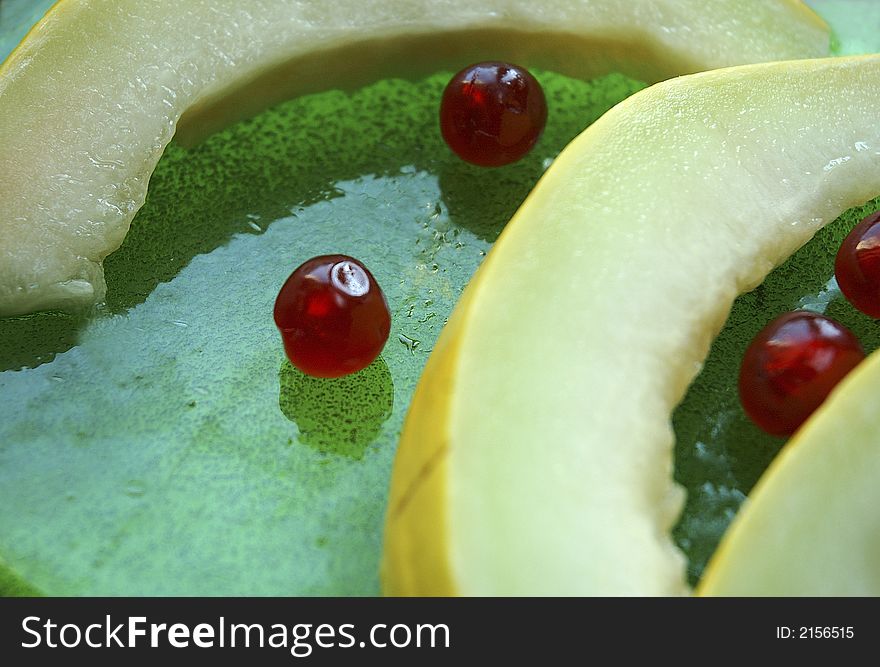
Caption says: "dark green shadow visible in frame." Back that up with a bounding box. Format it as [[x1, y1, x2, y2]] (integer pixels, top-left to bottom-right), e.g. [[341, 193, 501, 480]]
[[279, 357, 394, 460], [0, 311, 87, 372]]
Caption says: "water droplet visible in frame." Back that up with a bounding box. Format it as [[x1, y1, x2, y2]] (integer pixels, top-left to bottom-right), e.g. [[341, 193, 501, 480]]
[[823, 155, 851, 171], [398, 334, 420, 355], [124, 480, 146, 498]]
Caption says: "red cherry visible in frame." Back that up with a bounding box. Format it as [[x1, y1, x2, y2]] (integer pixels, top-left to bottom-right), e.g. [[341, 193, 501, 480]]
[[440, 61, 547, 167], [835, 210, 880, 318], [738, 311, 864, 437], [274, 255, 391, 378]]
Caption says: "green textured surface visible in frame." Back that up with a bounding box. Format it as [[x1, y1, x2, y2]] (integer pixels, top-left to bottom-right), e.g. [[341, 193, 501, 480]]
[[0, 60, 644, 594]]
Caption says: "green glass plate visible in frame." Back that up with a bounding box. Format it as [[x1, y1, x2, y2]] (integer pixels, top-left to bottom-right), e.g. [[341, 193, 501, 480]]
[[0, 0, 876, 595]]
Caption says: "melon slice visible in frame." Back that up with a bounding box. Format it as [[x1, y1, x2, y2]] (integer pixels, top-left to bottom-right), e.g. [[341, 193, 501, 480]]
[[698, 347, 880, 596], [382, 55, 880, 595], [0, 0, 828, 317]]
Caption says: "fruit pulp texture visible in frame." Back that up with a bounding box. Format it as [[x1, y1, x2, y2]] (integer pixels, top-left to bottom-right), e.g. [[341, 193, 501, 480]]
[[835, 210, 880, 318], [440, 62, 547, 167], [274, 255, 391, 378], [738, 311, 864, 437]]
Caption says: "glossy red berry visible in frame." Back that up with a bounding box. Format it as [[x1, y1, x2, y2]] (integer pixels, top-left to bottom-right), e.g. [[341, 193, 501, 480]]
[[835, 210, 880, 318], [738, 311, 864, 437], [440, 61, 547, 167], [274, 255, 391, 378]]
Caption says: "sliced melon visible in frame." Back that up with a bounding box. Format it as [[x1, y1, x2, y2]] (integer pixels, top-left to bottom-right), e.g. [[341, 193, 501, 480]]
[[0, 0, 828, 317], [698, 348, 880, 596], [382, 55, 880, 596]]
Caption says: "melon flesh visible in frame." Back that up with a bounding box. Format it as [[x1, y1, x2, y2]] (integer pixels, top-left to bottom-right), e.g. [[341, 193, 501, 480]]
[[0, 0, 828, 316], [382, 55, 880, 595]]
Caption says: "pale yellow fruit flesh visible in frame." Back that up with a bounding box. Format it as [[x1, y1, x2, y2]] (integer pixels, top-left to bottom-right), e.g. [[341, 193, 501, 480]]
[[383, 56, 880, 596], [698, 348, 880, 596], [0, 0, 828, 317]]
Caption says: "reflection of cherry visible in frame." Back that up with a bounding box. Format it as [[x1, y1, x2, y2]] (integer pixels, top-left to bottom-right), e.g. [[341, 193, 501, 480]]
[[440, 61, 547, 167], [274, 255, 390, 378], [738, 311, 864, 437], [835, 210, 880, 318]]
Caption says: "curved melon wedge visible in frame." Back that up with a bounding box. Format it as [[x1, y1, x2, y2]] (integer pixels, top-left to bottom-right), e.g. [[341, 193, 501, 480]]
[[0, 0, 828, 317], [698, 348, 880, 596], [382, 55, 880, 596]]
